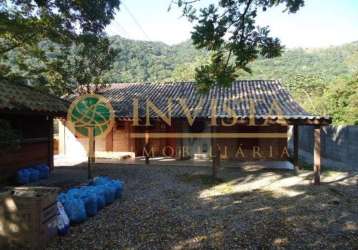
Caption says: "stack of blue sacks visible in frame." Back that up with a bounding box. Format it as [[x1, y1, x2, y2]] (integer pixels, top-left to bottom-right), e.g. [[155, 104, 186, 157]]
[[58, 176, 123, 224], [16, 164, 50, 184]]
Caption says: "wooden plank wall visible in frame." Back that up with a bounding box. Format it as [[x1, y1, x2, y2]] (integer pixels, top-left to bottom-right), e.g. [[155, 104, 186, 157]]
[[1, 142, 48, 174], [77, 119, 288, 161], [133, 120, 177, 157], [113, 121, 134, 152], [216, 124, 288, 160], [0, 114, 50, 179]]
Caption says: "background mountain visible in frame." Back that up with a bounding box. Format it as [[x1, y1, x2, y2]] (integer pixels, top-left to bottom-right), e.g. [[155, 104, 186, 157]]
[[106, 36, 358, 84], [106, 36, 207, 82]]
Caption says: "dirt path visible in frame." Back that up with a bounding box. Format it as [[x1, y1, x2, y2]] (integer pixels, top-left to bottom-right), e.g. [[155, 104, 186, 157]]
[[45, 164, 358, 249]]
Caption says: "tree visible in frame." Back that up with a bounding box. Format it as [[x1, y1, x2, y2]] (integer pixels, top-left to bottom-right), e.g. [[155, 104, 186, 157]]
[[0, 0, 121, 94], [321, 74, 358, 125], [172, 0, 304, 91], [42, 35, 119, 95], [168, 55, 209, 81], [0, 0, 121, 55]]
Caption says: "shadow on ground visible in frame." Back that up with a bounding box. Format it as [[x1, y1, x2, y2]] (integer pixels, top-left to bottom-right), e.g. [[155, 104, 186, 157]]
[[43, 163, 358, 249]]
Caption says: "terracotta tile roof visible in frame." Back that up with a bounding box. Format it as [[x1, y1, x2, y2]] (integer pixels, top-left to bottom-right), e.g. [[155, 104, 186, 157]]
[[0, 81, 68, 114], [98, 80, 331, 124]]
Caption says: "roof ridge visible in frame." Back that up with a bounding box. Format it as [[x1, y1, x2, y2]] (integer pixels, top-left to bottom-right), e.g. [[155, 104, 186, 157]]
[[108, 80, 281, 86]]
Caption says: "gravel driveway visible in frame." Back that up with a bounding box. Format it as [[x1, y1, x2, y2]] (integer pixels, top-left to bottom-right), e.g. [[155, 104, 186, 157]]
[[45, 163, 358, 250]]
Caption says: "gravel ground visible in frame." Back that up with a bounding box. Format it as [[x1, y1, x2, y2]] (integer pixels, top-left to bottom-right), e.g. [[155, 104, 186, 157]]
[[44, 163, 358, 250]]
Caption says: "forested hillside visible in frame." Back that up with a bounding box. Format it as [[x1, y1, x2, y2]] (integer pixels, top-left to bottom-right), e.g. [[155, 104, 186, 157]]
[[105, 36, 207, 82], [107, 36, 357, 84]]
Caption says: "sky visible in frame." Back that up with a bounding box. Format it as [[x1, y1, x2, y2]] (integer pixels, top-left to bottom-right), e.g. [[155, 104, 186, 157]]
[[105, 0, 358, 48]]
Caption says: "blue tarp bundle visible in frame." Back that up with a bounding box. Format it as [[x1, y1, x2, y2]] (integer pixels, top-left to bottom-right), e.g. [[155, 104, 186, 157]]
[[92, 186, 106, 209], [35, 164, 50, 179], [92, 176, 124, 201], [16, 164, 50, 184], [63, 198, 87, 224], [79, 187, 98, 217], [28, 168, 40, 182], [17, 169, 30, 184], [112, 180, 124, 199], [58, 176, 124, 226]]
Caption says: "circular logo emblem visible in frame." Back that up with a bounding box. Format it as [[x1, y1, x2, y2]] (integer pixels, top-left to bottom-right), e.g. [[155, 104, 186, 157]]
[[67, 94, 114, 138]]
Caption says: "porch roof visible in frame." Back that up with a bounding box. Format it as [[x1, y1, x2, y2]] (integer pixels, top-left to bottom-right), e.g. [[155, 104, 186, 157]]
[[0, 81, 68, 115], [98, 80, 331, 125]]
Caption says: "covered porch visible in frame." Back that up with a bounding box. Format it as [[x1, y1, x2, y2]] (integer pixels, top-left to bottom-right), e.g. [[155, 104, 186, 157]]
[[138, 118, 331, 185]]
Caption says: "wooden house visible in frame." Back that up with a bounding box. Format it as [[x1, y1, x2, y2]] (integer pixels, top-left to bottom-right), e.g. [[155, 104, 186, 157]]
[[0, 81, 67, 181], [59, 80, 331, 183]]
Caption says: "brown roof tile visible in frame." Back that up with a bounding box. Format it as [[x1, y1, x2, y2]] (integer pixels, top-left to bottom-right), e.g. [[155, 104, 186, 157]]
[[0, 81, 68, 114], [98, 80, 330, 124]]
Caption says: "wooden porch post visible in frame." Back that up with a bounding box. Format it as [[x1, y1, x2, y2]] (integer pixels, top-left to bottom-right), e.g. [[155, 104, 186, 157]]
[[48, 116, 54, 170], [314, 126, 321, 185], [180, 121, 184, 160], [145, 129, 150, 164], [87, 126, 95, 179], [105, 128, 114, 151], [211, 125, 219, 178], [293, 124, 299, 171]]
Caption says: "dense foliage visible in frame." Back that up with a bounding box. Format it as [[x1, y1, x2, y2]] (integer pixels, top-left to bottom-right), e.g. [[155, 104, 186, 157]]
[[43, 35, 119, 95], [0, 0, 121, 94], [318, 75, 358, 125], [0, 0, 121, 55], [106, 37, 356, 82], [104, 37, 208, 83]]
